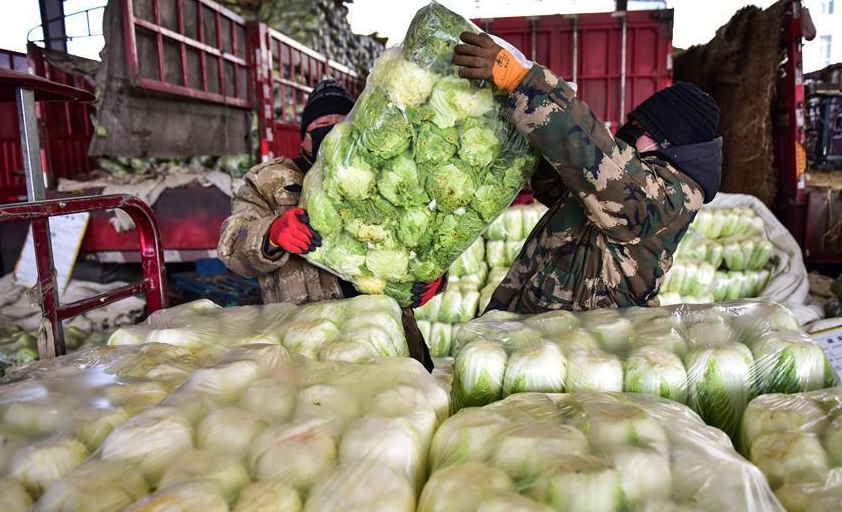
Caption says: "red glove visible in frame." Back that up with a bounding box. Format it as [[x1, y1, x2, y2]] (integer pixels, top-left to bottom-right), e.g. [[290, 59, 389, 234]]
[[411, 275, 446, 308], [268, 207, 321, 254]]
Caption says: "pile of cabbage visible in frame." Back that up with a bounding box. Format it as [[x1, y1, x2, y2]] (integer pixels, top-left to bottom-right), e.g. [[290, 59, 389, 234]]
[[0, 343, 222, 510], [299, 3, 537, 306], [451, 299, 838, 438], [0, 325, 111, 377], [16, 345, 447, 512], [109, 295, 409, 363], [420, 392, 783, 512], [416, 203, 546, 356], [0, 325, 37, 376], [741, 388, 842, 512], [660, 207, 775, 304], [96, 154, 251, 178]]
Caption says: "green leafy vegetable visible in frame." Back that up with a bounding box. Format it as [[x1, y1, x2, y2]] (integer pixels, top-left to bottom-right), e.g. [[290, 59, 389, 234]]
[[298, 3, 537, 305]]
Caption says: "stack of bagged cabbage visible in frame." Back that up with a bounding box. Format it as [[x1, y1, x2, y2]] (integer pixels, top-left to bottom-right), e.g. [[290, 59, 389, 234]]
[[0, 343, 223, 511], [0, 324, 112, 377], [659, 207, 775, 304], [0, 328, 792, 512], [420, 392, 783, 512], [299, 3, 538, 306], [108, 295, 409, 363], [416, 203, 547, 356], [741, 388, 842, 512], [6, 345, 448, 512], [1, 291, 839, 511], [451, 299, 838, 438]]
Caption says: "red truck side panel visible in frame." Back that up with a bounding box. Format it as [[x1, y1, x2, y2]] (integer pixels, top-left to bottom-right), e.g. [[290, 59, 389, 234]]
[[475, 9, 673, 131], [252, 26, 364, 162], [0, 47, 95, 203], [29, 48, 96, 186], [0, 49, 29, 202]]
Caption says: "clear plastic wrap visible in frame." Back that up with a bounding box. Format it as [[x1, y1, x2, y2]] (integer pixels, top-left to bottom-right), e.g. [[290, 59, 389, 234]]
[[660, 205, 777, 303], [298, 3, 538, 305], [452, 299, 838, 439], [108, 296, 410, 362], [416, 203, 546, 356], [483, 204, 547, 242], [448, 238, 486, 278], [420, 391, 783, 512], [0, 343, 221, 505], [660, 259, 717, 297], [33, 346, 449, 511], [741, 388, 842, 512], [0, 324, 113, 377]]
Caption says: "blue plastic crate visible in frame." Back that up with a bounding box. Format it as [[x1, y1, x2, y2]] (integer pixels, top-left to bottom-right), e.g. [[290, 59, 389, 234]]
[[171, 270, 261, 306]]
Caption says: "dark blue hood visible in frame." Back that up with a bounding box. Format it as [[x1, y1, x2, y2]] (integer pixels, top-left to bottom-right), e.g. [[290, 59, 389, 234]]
[[654, 136, 723, 203]]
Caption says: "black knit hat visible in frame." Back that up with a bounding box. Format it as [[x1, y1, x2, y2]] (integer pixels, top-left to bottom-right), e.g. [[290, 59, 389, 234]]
[[300, 79, 354, 139], [628, 81, 720, 147]]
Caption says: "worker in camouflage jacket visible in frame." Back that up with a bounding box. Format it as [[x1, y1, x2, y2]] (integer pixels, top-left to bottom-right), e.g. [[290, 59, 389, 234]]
[[453, 33, 723, 313], [218, 80, 438, 370]]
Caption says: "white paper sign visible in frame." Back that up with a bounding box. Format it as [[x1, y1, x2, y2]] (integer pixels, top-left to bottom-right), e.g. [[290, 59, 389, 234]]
[[14, 212, 90, 297], [811, 324, 842, 381]]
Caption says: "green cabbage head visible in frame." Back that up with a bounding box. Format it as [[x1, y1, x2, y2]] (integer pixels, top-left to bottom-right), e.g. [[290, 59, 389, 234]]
[[459, 118, 500, 168], [426, 162, 475, 212], [428, 76, 495, 129], [354, 90, 413, 160]]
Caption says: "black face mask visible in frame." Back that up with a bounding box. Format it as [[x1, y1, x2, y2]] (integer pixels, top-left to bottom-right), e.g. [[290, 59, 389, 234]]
[[299, 125, 334, 172], [615, 121, 646, 147]]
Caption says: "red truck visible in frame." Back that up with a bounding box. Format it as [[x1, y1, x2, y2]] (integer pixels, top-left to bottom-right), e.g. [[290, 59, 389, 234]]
[[474, 9, 673, 131], [5, 1, 814, 265], [0, 2, 679, 265]]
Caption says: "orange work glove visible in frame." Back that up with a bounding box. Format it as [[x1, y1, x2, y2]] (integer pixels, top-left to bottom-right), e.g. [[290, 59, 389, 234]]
[[453, 32, 532, 92]]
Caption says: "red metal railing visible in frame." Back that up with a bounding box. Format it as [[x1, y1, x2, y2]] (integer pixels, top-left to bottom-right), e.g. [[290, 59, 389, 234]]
[[0, 194, 167, 357], [252, 25, 364, 161], [776, 1, 809, 250], [122, 0, 250, 107]]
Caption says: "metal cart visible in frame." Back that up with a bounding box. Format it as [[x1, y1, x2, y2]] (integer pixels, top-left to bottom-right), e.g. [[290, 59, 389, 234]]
[[0, 67, 167, 359]]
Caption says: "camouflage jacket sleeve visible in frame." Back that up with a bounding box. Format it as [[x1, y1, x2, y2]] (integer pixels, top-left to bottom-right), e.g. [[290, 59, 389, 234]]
[[503, 65, 701, 243], [217, 158, 303, 278], [530, 156, 568, 208]]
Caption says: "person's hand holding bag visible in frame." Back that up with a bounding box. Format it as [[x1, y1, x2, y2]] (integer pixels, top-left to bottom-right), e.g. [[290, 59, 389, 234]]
[[267, 207, 321, 254], [453, 32, 533, 92]]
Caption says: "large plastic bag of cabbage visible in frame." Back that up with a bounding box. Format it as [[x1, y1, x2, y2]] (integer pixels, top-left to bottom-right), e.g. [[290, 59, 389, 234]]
[[740, 388, 842, 512], [108, 300, 296, 349], [450, 299, 837, 440], [277, 295, 410, 362], [33, 346, 448, 511], [109, 296, 410, 363], [0, 343, 221, 504], [420, 391, 783, 512], [298, 3, 537, 306]]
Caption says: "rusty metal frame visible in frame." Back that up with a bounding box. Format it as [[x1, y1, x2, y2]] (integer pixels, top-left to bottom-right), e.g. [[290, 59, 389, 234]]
[[0, 195, 168, 358], [122, 0, 250, 107]]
